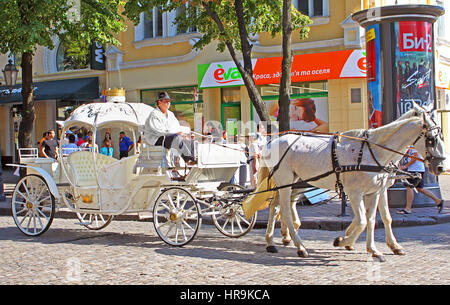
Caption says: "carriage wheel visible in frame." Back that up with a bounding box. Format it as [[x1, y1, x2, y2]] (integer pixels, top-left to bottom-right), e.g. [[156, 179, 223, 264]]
[[75, 213, 113, 230], [212, 183, 257, 238], [153, 187, 201, 247], [11, 174, 55, 236]]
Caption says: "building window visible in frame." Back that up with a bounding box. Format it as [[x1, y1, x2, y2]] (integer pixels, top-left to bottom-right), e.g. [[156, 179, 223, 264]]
[[135, 6, 198, 43], [351, 88, 362, 103], [143, 7, 164, 39], [56, 42, 90, 72], [294, 0, 329, 17], [176, 5, 198, 34]]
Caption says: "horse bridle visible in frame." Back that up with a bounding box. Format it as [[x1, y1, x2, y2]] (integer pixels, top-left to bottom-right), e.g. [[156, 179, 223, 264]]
[[412, 112, 445, 165]]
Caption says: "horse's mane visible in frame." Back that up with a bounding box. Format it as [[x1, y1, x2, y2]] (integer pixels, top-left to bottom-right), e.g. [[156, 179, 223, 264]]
[[342, 116, 422, 145]]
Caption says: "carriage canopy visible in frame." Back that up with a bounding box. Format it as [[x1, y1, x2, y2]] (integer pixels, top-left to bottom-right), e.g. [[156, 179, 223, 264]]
[[62, 102, 155, 129]]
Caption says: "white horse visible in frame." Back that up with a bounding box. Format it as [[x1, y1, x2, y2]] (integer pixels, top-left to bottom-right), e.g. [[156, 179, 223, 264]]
[[261, 104, 446, 261]]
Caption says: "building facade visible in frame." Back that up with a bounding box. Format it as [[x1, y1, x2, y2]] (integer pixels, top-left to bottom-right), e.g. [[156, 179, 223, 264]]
[[0, 0, 448, 166]]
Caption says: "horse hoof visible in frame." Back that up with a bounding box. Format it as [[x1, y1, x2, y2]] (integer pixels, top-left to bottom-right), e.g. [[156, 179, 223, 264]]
[[297, 249, 309, 258], [266, 246, 278, 253], [333, 237, 344, 247], [282, 239, 291, 246], [372, 254, 386, 263], [345, 246, 355, 251], [392, 248, 406, 256]]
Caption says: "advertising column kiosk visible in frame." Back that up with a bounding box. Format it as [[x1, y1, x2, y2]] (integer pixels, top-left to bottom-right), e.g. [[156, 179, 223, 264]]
[[352, 5, 445, 207]]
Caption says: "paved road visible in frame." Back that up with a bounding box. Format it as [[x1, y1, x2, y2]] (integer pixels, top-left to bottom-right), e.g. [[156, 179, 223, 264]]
[[0, 215, 448, 285]]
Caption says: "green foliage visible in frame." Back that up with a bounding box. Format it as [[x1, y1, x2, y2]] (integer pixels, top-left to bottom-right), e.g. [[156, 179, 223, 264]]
[[124, 0, 311, 53], [0, 0, 126, 56]]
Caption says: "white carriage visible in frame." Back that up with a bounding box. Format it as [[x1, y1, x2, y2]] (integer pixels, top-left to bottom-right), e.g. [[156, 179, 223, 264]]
[[9, 102, 257, 246]]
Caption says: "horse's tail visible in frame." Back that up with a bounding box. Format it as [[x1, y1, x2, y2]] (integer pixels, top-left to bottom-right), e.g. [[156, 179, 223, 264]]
[[241, 158, 276, 220]]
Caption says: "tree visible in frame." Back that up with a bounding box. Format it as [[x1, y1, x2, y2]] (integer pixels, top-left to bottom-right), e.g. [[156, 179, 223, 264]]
[[124, 0, 310, 132], [0, 0, 125, 151]]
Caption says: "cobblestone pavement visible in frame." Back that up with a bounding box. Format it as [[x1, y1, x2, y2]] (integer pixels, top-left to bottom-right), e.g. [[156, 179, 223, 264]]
[[0, 215, 448, 285]]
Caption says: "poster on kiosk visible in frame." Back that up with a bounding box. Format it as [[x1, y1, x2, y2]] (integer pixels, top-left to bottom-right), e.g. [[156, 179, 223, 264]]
[[395, 21, 434, 117]]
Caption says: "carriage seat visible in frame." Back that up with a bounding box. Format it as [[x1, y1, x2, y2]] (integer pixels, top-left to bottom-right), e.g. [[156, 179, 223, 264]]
[[67, 151, 117, 187], [135, 144, 171, 170], [97, 155, 139, 188]]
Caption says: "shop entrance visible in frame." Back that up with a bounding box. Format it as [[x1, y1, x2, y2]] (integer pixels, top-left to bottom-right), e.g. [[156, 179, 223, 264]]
[[221, 87, 241, 137]]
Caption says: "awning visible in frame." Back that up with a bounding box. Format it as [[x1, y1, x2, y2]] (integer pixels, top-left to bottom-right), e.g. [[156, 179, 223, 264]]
[[0, 77, 99, 105]]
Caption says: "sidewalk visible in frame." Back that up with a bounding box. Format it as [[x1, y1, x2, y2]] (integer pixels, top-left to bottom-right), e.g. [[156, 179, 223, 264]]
[[1, 168, 449, 231]]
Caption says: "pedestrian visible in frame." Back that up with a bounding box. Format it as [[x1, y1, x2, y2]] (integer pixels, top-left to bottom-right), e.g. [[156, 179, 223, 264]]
[[38, 131, 48, 157], [80, 131, 98, 153], [237, 135, 249, 188], [42, 129, 59, 160], [398, 145, 444, 214], [103, 131, 113, 148], [119, 131, 134, 159], [100, 139, 114, 157], [248, 134, 260, 188], [221, 130, 227, 144], [62, 133, 78, 155], [77, 129, 86, 147]]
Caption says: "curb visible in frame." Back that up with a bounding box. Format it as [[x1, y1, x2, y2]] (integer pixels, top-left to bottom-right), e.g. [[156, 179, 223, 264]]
[[2, 204, 449, 231]]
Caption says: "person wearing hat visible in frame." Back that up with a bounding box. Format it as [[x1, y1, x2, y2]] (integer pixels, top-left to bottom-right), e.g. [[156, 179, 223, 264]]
[[143, 91, 196, 165]]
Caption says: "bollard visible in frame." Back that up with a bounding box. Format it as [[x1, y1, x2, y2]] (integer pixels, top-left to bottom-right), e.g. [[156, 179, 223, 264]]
[[0, 163, 6, 202], [338, 192, 348, 217]]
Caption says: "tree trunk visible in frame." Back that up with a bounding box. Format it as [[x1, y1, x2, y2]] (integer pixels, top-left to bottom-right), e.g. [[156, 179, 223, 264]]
[[278, 0, 293, 132], [202, 0, 271, 133], [18, 52, 35, 150]]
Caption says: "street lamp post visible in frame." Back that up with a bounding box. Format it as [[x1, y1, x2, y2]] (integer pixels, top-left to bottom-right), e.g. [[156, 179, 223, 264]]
[[0, 59, 19, 201]]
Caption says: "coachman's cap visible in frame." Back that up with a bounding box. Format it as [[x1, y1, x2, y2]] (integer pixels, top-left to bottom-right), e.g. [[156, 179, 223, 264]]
[[157, 91, 171, 101]]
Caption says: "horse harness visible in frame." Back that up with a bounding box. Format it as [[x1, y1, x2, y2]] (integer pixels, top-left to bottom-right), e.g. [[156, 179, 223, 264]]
[[259, 131, 418, 198]]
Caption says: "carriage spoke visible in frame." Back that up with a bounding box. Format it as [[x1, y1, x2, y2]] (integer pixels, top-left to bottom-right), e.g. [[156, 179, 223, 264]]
[[26, 213, 32, 232], [221, 218, 230, 231], [182, 219, 195, 232], [15, 207, 28, 216], [180, 223, 188, 241], [36, 212, 44, 229], [36, 208, 49, 221], [236, 213, 251, 226], [16, 190, 31, 202], [235, 216, 244, 232], [174, 225, 179, 244], [36, 195, 52, 204], [33, 213, 37, 234], [167, 195, 176, 210]]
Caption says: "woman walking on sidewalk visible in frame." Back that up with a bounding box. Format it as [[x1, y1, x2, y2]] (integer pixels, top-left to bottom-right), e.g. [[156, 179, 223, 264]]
[[397, 145, 444, 214]]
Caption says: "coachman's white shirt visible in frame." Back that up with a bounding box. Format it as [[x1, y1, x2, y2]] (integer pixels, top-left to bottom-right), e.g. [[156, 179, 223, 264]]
[[143, 107, 190, 145]]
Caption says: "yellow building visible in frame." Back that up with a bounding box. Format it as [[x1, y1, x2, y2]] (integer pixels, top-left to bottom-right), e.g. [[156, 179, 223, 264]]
[[0, 0, 447, 165]]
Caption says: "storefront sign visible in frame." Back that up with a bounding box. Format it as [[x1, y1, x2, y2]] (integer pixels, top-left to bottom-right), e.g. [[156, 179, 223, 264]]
[[198, 50, 366, 89], [394, 21, 435, 117], [437, 64, 450, 90], [90, 42, 106, 70]]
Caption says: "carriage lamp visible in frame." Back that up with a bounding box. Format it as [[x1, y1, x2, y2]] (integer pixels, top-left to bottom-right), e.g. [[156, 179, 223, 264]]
[[1, 59, 19, 95]]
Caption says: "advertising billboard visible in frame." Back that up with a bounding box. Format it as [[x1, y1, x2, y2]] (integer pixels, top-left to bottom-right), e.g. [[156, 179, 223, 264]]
[[394, 21, 435, 117], [366, 24, 382, 128], [254, 95, 329, 133]]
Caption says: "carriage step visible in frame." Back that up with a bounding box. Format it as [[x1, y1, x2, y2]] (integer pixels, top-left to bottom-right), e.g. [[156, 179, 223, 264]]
[[75, 221, 92, 226], [138, 212, 153, 220]]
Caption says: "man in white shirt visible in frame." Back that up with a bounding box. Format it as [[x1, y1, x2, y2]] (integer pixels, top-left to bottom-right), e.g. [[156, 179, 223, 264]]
[[144, 92, 196, 165]]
